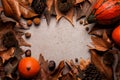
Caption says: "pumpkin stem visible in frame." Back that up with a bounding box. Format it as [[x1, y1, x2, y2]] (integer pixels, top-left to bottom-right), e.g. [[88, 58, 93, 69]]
[[87, 14, 96, 24], [26, 67, 31, 71]]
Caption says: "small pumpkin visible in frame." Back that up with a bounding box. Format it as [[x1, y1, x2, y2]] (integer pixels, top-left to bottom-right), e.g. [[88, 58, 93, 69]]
[[87, 0, 120, 25]]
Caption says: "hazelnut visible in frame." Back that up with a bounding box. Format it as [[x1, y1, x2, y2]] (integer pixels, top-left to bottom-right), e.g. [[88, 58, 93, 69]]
[[33, 18, 41, 25], [25, 49, 31, 57], [25, 32, 31, 38], [79, 20, 83, 24], [27, 20, 32, 26]]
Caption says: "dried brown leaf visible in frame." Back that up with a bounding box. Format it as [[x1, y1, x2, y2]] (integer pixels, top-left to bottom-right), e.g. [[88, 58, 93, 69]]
[[76, 0, 91, 20], [0, 47, 15, 63], [19, 3, 38, 19], [90, 49, 113, 80], [51, 60, 65, 80], [1, 0, 21, 21], [74, 0, 84, 5], [38, 54, 50, 80], [89, 27, 105, 36], [102, 30, 112, 44], [17, 0, 32, 6], [79, 58, 90, 70], [59, 73, 75, 80], [44, 0, 54, 25], [15, 31, 31, 47], [0, 7, 3, 15], [55, 0, 74, 26], [91, 36, 111, 51]]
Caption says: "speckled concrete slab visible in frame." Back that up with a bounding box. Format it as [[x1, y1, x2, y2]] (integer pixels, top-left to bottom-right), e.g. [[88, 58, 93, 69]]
[[22, 16, 94, 63]]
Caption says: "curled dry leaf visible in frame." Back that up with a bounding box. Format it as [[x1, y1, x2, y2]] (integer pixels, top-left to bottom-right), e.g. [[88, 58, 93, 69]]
[[55, 0, 74, 26], [89, 24, 113, 37], [90, 49, 113, 80], [15, 31, 31, 47], [18, 0, 33, 6], [19, 3, 38, 19], [0, 47, 15, 63], [44, 0, 54, 25], [38, 54, 49, 80], [76, 0, 97, 21], [74, 0, 84, 5], [1, 0, 21, 21], [79, 58, 90, 70], [0, 7, 3, 15], [91, 36, 112, 51], [50, 60, 65, 80]]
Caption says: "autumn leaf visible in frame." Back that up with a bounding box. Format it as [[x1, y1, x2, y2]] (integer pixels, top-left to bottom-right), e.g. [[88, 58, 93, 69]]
[[15, 31, 31, 47], [74, 0, 84, 5], [90, 49, 113, 80], [19, 3, 38, 19], [44, 0, 54, 25], [91, 36, 112, 51], [1, 0, 21, 21], [0, 7, 3, 15], [50, 60, 65, 80], [0, 47, 15, 63], [55, 0, 74, 26]]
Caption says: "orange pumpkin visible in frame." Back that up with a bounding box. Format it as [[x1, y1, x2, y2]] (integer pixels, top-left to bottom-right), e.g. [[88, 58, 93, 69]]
[[87, 0, 120, 25]]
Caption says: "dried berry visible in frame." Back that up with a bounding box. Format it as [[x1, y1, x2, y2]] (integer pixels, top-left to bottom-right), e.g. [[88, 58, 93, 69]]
[[25, 49, 31, 57], [27, 20, 32, 26], [82, 63, 106, 80], [48, 60, 56, 71], [2, 31, 18, 49], [31, 0, 46, 14], [57, 0, 74, 13], [25, 32, 31, 38], [33, 18, 41, 25]]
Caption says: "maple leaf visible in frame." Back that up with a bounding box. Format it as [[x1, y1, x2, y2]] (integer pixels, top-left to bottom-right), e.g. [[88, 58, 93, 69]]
[[55, 0, 74, 26]]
